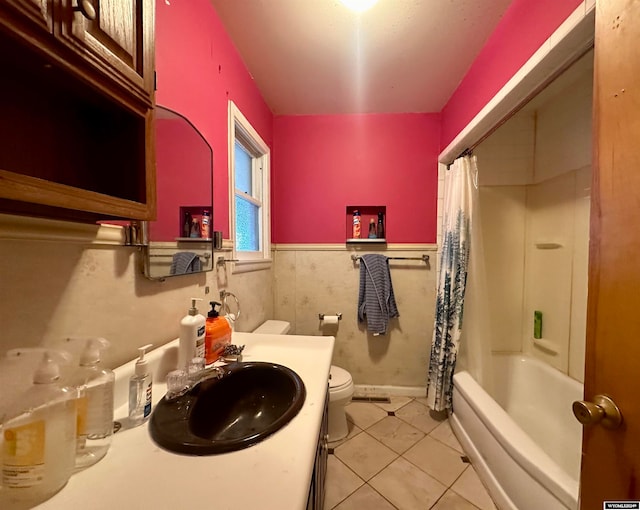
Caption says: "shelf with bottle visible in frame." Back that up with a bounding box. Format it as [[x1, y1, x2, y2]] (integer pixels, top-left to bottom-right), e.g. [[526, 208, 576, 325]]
[[346, 206, 386, 244], [178, 206, 213, 241]]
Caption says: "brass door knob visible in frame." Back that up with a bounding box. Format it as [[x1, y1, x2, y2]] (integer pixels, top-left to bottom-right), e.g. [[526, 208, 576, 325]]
[[75, 0, 97, 20], [572, 394, 622, 429]]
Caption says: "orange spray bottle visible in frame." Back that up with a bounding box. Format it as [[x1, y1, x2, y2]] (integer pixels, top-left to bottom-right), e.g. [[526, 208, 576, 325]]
[[204, 301, 232, 365]]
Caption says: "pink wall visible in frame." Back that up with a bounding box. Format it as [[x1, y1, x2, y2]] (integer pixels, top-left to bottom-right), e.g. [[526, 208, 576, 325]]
[[272, 114, 440, 244], [156, 0, 582, 245], [155, 0, 273, 237], [440, 0, 583, 149]]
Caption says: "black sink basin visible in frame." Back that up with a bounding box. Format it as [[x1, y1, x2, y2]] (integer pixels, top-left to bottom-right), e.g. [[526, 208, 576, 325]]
[[150, 362, 306, 455]]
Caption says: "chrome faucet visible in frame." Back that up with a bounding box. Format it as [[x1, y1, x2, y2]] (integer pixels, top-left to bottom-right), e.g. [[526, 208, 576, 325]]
[[192, 365, 225, 384], [165, 365, 225, 400]]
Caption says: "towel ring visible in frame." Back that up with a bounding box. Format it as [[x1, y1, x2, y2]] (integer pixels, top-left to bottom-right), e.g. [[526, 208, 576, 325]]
[[220, 290, 240, 320]]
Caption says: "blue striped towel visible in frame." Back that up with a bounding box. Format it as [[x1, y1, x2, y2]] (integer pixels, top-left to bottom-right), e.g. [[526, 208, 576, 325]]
[[357, 254, 399, 335], [170, 252, 201, 275]]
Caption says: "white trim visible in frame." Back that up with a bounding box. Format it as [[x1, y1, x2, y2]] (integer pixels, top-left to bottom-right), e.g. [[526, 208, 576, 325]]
[[228, 100, 271, 272], [439, 1, 595, 164], [0, 213, 125, 245]]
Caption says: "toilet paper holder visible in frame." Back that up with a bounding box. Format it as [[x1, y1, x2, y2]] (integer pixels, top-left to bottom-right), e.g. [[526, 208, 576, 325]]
[[318, 313, 342, 321]]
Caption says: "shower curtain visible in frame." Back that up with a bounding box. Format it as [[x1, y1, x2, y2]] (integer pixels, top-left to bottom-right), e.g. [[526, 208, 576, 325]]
[[427, 155, 477, 412]]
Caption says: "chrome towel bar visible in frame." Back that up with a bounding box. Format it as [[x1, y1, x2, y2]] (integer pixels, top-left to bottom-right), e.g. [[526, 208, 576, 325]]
[[350, 254, 429, 263]]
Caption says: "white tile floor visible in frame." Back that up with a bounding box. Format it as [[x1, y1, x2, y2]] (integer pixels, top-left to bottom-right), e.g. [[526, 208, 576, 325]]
[[324, 397, 497, 510]]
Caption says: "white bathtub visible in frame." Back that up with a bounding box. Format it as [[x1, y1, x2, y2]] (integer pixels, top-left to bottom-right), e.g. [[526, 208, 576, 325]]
[[450, 354, 583, 510]]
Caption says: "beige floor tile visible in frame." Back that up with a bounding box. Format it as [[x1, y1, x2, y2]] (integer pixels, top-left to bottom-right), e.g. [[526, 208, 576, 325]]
[[429, 420, 464, 453], [367, 416, 425, 454], [328, 421, 362, 448], [451, 467, 496, 510], [395, 400, 442, 434], [345, 402, 388, 430], [413, 396, 429, 406], [323, 455, 364, 510], [334, 432, 398, 481], [333, 484, 396, 510], [373, 395, 413, 412], [369, 457, 447, 510], [432, 490, 480, 510], [403, 436, 466, 486]]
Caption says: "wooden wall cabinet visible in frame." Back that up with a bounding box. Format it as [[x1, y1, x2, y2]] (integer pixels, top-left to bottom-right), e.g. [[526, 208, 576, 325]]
[[58, 0, 155, 106], [0, 0, 156, 222], [3, 0, 53, 33]]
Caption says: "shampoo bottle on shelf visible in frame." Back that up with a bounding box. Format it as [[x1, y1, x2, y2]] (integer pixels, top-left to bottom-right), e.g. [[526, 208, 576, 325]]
[[377, 211, 385, 239], [352, 209, 361, 239], [63, 337, 114, 469], [205, 301, 232, 365], [368, 218, 377, 238], [182, 212, 192, 238], [178, 298, 206, 369], [190, 219, 200, 238], [128, 344, 153, 426], [201, 210, 211, 238], [0, 349, 77, 508]]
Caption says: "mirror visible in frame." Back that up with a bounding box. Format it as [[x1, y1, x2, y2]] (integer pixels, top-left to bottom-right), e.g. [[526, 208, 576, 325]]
[[144, 106, 214, 279]]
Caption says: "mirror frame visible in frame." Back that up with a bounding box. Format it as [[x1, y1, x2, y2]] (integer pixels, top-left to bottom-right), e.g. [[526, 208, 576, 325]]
[[142, 105, 214, 280]]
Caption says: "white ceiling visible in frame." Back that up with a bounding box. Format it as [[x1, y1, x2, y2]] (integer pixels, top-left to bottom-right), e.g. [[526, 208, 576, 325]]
[[210, 0, 514, 115]]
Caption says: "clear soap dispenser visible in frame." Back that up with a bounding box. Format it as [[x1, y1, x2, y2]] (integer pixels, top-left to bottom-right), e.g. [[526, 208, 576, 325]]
[[64, 337, 115, 469], [129, 344, 153, 426], [0, 349, 77, 508]]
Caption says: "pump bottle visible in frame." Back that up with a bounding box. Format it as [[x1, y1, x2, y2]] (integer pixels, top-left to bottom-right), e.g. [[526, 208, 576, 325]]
[[64, 337, 115, 469], [128, 344, 153, 426], [205, 301, 232, 365], [0, 349, 77, 508], [178, 298, 206, 369]]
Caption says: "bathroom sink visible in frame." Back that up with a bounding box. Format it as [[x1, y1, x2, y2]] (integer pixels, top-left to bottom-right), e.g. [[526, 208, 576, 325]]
[[149, 361, 306, 455]]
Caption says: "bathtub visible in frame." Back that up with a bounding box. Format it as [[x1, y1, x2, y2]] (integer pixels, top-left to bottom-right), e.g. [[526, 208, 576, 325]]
[[450, 354, 583, 510]]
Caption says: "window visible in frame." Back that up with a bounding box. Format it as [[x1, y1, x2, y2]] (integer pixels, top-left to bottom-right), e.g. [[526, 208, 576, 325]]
[[228, 101, 271, 270]]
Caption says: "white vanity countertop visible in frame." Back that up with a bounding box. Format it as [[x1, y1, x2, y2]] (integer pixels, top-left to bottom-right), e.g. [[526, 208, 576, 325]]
[[37, 332, 334, 510]]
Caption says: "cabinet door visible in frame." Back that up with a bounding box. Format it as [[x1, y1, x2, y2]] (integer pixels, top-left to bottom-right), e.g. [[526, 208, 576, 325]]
[[1, 0, 52, 33], [57, 0, 154, 104]]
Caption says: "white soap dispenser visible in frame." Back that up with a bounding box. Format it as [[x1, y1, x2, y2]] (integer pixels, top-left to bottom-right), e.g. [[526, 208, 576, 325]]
[[0, 349, 77, 508], [64, 337, 115, 469], [178, 297, 206, 370], [128, 344, 153, 426]]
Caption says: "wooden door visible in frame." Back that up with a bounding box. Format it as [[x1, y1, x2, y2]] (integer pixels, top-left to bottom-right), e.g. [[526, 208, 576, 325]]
[[57, 0, 154, 103], [581, 0, 640, 507]]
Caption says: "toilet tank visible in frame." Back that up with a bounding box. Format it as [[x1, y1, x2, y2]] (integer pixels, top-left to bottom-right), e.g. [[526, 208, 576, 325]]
[[252, 320, 291, 335]]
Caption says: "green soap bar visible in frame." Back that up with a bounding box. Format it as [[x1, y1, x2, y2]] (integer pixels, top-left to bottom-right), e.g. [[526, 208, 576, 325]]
[[534, 310, 542, 339]]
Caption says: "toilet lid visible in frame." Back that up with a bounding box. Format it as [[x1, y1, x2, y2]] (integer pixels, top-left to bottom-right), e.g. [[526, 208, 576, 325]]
[[329, 365, 352, 389]]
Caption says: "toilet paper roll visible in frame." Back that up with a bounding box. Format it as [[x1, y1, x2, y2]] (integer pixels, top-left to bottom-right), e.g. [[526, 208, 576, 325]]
[[321, 315, 340, 325]]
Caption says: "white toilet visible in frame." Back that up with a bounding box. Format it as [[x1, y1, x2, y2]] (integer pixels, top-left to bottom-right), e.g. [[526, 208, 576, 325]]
[[252, 320, 354, 442]]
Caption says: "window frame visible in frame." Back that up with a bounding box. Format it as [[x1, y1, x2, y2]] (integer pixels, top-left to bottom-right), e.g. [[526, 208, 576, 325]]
[[228, 101, 271, 271]]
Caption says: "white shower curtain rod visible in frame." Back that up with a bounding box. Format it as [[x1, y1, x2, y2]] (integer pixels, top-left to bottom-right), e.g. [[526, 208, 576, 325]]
[[447, 148, 474, 169]]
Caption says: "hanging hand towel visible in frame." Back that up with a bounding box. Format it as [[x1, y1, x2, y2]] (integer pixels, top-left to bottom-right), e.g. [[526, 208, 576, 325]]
[[170, 252, 202, 275], [357, 254, 399, 335]]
